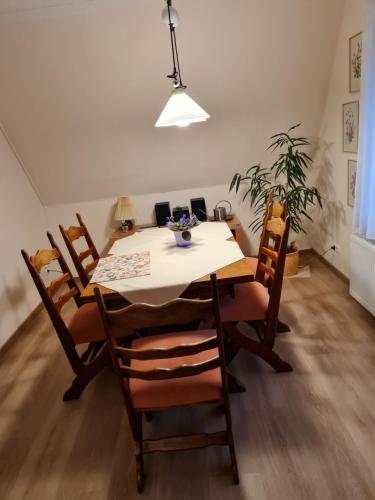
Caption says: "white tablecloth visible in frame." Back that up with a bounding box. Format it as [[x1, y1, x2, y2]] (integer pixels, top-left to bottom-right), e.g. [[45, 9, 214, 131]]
[[95, 222, 244, 305]]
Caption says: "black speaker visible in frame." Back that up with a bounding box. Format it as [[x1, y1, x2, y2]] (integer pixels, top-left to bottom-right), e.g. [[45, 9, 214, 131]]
[[154, 202, 171, 227], [172, 206, 190, 220], [190, 197, 207, 221]]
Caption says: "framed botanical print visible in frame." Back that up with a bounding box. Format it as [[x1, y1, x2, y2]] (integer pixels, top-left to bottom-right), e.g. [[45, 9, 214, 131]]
[[349, 32, 362, 93], [347, 160, 357, 208], [343, 101, 359, 153]]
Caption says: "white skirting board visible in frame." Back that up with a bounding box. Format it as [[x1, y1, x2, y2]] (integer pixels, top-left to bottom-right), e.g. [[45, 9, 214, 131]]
[[350, 234, 375, 316]]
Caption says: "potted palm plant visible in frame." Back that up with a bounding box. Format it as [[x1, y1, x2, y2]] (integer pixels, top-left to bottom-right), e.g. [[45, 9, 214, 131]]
[[230, 124, 322, 276]]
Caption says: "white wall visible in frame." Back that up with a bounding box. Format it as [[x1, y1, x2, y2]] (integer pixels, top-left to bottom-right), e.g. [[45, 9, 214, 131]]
[[46, 185, 257, 264], [0, 127, 47, 349], [309, 0, 363, 276], [46, 181, 311, 275]]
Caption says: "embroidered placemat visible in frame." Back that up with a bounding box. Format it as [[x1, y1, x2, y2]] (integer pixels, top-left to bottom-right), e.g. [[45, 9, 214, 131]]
[[91, 251, 150, 283]]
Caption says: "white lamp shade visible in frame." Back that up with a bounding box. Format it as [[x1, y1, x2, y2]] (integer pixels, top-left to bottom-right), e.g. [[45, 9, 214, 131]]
[[155, 88, 210, 128], [114, 197, 136, 221]]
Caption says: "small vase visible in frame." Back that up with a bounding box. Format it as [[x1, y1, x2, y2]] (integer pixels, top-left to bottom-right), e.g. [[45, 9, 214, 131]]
[[174, 230, 192, 247]]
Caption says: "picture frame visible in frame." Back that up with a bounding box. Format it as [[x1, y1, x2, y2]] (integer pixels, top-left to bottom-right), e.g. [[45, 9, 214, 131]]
[[349, 32, 362, 93], [343, 101, 359, 153], [347, 159, 357, 208]]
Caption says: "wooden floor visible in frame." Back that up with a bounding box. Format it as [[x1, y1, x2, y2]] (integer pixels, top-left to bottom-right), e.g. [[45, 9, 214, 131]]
[[1, 255, 375, 499]]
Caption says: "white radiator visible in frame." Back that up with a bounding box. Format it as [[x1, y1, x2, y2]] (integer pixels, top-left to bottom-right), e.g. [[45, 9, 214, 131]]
[[350, 234, 375, 316]]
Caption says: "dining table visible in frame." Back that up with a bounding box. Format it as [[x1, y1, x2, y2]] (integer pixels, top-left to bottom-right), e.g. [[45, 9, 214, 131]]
[[80, 218, 253, 305], [80, 218, 292, 380], [76, 219, 255, 393]]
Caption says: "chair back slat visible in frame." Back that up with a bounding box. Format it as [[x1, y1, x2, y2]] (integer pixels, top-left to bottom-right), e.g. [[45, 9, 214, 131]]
[[85, 260, 98, 275], [272, 201, 286, 218], [54, 287, 79, 313], [260, 246, 278, 263], [59, 213, 100, 287], [47, 272, 71, 297], [79, 246, 96, 262], [258, 262, 275, 280], [115, 335, 217, 361], [31, 248, 60, 273], [121, 357, 220, 381], [65, 226, 85, 242], [266, 218, 286, 238], [107, 298, 213, 331]]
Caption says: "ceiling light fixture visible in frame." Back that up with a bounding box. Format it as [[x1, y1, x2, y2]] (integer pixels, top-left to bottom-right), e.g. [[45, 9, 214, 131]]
[[155, 0, 210, 128]]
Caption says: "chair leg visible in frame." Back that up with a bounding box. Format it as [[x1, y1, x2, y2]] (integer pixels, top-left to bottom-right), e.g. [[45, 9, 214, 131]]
[[229, 443, 239, 484], [135, 414, 144, 493], [144, 411, 153, 422], [224, 323, 293, 373], [136, 453, 144, 493], [247, 321, 264, 342], [277, 319, 291, 333], [224, 334, 241, 365], [221, 396, 240, 484], [63, 344, 110, 401]]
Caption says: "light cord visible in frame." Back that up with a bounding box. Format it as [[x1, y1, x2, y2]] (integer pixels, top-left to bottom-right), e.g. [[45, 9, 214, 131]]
[[165, 0, 186, 89]]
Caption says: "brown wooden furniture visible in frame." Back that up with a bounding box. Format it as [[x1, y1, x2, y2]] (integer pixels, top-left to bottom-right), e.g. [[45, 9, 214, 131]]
[[221, 215, 293, 372], [81, 256, 254, 304], [94, 274, 239, 493], [244, 195, 290, 334], [21, 233, 115, 401], [245, 193, 286, 277], [80, 218, 252, 304], [59, 213, 100, 288]]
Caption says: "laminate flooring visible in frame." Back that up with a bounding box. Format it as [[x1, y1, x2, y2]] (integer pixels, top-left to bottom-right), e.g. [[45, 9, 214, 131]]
[[0, 255, 374, 499]]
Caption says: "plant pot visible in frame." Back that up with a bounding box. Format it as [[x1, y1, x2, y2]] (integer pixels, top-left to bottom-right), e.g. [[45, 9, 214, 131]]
[[284, 250, 299, 276], [174, 230, 192, 247]]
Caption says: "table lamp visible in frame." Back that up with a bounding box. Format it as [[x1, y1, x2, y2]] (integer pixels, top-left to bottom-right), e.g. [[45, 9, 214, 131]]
[[114, 197, 136, 231]]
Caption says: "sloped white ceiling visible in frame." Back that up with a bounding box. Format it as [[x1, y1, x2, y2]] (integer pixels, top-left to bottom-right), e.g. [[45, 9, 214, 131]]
[[0, 0, 344, 205], [0, 0, 133, 17], [0, 0, 76, 11]]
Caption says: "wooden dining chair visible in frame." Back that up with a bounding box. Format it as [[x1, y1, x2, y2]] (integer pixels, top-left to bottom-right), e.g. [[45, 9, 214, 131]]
[[245, 192, 286, 277], [221, 215, 293, 372], [94, 274, 239, 493], [59, 213, 100, 288], [21, 232, 115, 401]]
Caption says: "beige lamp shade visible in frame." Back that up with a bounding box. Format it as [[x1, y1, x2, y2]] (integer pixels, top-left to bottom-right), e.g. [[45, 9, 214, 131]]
[[114, 197, 136, 221]]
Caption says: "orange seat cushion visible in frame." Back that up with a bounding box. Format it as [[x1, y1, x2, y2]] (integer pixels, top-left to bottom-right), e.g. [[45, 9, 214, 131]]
[[129, 330, 222, 411], [245, 256, 258, 275], [68, 303, 109, 344], [220, 281, 269, 322]]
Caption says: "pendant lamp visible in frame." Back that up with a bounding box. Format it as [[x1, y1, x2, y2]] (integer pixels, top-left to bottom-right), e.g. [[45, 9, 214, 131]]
[[155, 0, 210, 128]]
